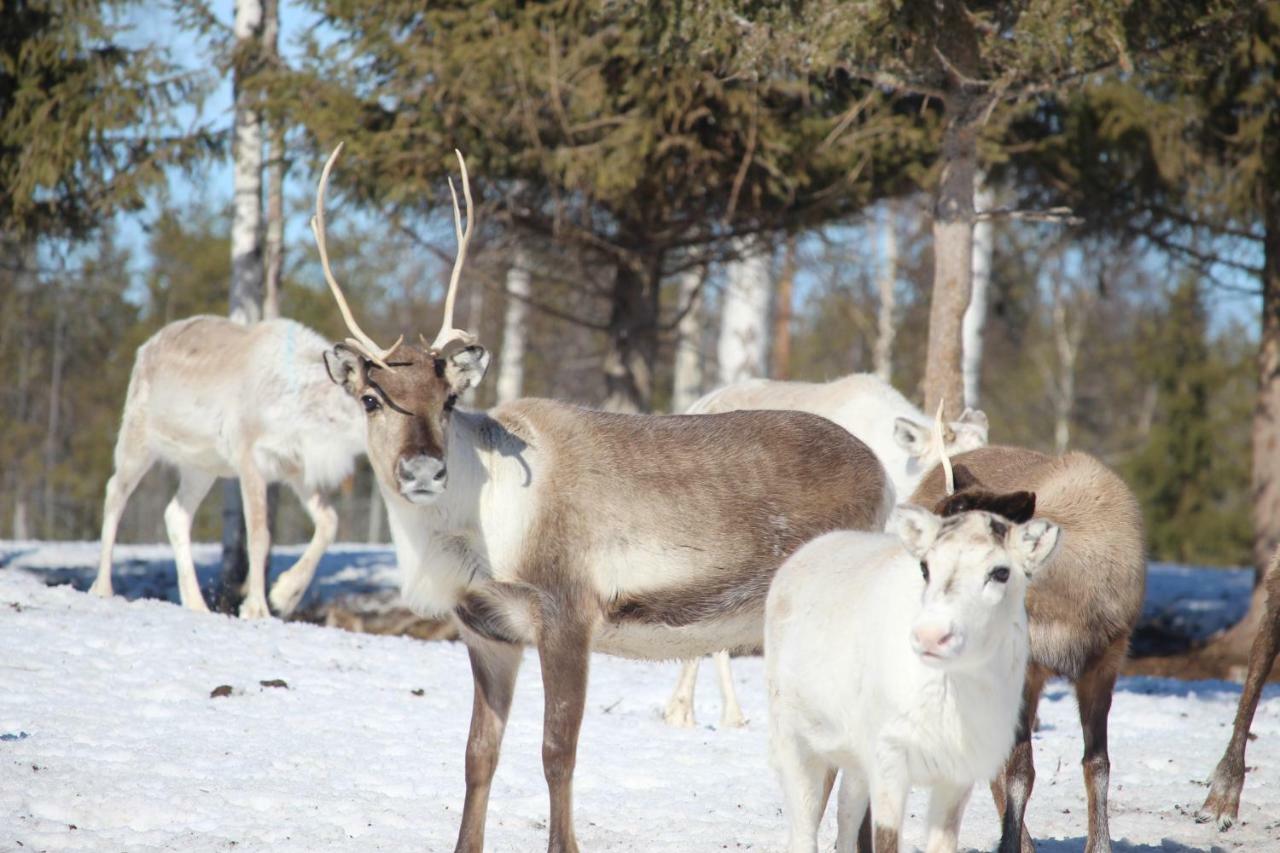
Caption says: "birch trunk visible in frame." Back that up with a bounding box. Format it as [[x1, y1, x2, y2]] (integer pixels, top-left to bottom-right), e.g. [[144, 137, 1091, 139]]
[[220, 0, 266, 610], [671, 265, 705, 413], [718, 240, 771, 386], [963, 175, 995, 408], [261, 0, 282, 320], [874, 204, 899, 383], [495, 247, 531, 404]]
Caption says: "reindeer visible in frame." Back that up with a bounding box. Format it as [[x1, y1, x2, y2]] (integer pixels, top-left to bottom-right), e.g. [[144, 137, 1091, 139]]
[[309, 145, 894, 853], [767, 504, 1060, 853], [902, 448, 1146, 853], [1196, 549, 1280, 829], [90, 316, 366, 618], [665, 375, 989, 729]]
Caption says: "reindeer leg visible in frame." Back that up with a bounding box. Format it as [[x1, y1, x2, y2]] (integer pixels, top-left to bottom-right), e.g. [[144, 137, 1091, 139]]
[[1198, 578, 1280, 830], [834, 769, 869, 853], [714, 650, 747, 728], [269, 483, 337, 617], [995, 664, 1046, 853], [91, 425, 154, 600], [453, 629, 523, 853], [236, 457, 272, 619], [538, 605, 596, 853], [771, 732, 830, 853], [1075, 640, 1126, 853], [165, 467, 216, 611], [923, 782, 971, 853], [664, 658, 700, 727]]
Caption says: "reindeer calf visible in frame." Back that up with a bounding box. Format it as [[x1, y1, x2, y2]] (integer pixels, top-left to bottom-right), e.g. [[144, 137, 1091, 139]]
[[767, 505, 1060, 853]]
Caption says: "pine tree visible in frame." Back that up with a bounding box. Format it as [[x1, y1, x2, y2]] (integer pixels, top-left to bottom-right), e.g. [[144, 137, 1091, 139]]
[[286, 1, 924, 410]]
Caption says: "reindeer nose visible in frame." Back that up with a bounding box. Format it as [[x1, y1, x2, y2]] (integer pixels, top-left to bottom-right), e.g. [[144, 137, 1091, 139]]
[[911, 624, 962, 659], [396, 455, 447, 493]]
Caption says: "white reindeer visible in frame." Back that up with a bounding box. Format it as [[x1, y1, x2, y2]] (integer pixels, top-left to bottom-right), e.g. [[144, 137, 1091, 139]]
[[90, 316, 366, 618], [310, 145, 895, 853], [664, 374, 989, 729], [766, 504, 1060, 853]]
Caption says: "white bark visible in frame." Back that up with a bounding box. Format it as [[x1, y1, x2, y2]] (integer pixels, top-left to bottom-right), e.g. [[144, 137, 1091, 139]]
[[495, 248, 531, 404], [963, 175, 995, 409], [718, 241, 771, 385], [874, 204, 899, 383], [671, 266, 705, 413], [262, 0, 282, 320], [229, 0, 265, 326]]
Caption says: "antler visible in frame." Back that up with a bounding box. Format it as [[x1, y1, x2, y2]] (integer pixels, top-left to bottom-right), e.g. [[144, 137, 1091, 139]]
[[425, 149, 477, 351], [311, 143, 403, 370], [933, 399, 956, 496]]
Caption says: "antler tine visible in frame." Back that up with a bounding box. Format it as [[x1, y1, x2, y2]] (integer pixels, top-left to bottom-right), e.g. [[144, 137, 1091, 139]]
[[310, 143, 403, 370], [431, 149, 476, 350], [933, 399, 956, 496]]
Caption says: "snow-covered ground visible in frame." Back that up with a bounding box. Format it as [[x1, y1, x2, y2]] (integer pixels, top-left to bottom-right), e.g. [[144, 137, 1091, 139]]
[[2, 543, 1279, 852]]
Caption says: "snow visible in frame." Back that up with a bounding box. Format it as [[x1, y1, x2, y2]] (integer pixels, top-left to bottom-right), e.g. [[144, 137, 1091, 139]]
[[2, 545, 1279, 852]]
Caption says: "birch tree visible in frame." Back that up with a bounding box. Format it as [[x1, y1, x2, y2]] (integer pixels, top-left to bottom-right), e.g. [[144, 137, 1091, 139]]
[[874, 204, 899, 383], [220, 0, 267, 608], [963, 175, 996, 408], [671, 266, 706, 413], [495, 247, 531, 404], [718, 241, 772, 385]]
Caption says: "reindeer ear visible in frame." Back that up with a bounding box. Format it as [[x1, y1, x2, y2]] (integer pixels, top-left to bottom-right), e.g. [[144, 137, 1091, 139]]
[[324, 344, 364, 395], [1008, 518, 1061, 577], [440, 344, 490, 393], [890, 504, 943, 559], [990, 491, 1036, 524], [951, 408, 989, 447], [893, 417, 931, 456], [951, 463, 979, 492]]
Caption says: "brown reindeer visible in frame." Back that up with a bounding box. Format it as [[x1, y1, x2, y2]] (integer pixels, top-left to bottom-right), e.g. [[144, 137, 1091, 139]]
[[310, 146, 894, 853], [906, 449, 1146, 853], [1196, 549, 1280, 829]]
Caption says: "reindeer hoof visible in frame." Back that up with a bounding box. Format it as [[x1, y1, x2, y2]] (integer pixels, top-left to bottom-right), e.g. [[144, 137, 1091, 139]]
[[268, 582, 304, 618], [719, 712, 748, 729], [239, 598, 272, 620], [663, 706, 696, 728], [88, 579, 113, 599]]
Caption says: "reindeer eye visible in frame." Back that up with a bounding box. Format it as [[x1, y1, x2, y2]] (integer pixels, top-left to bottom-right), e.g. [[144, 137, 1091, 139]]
[[920, 560, 930, 583], [444, 393, 458, 412], [361, 394, 381, 414], [989, 566, 1011, 584]]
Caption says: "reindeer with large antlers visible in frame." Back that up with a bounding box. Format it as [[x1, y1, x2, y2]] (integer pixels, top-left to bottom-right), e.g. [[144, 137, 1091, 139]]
[[311, 145, 895, 853]]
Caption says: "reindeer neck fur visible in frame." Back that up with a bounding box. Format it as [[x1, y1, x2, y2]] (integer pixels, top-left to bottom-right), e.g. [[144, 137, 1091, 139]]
[[382, 404, 543, 618]]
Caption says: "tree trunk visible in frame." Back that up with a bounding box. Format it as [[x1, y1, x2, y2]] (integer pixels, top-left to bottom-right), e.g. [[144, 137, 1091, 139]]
[[41, 283, 67, 538], [963, 174, 995, 408], [1214, 162, 1280, 658], [771, 237, 796, 380], [261, 0, 283, 320], [603, 257, 661, 413], [922, 93, 981, 418], [220, 0, 266, 611], [874, 203, 899, 383], [1050, 287, 1081, 454], [495, 247, 530, 404], [671, 265, 705, 413], [718, 239, 771, 386]]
